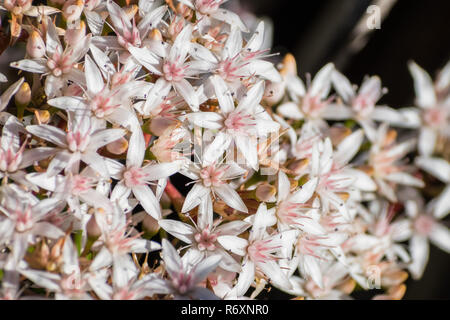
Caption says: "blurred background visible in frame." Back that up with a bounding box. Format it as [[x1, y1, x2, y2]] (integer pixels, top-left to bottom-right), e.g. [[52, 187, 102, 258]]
[[230, 0, 450, 299]]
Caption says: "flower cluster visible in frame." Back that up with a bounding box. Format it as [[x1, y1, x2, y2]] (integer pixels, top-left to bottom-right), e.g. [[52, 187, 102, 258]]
[[0, 0, 448, 300]]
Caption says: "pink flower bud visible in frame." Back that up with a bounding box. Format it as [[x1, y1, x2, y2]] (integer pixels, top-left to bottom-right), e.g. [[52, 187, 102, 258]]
[[86, 214, 102, 240], [106, 137, 129, 155], [64, 20, 86, 46], [26, 30, 46, 59], [63, 0, 84, 24]]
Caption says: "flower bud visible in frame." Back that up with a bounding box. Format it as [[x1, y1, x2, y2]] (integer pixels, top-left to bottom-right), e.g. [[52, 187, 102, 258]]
[[280, 53, 298, 77], [15, 82, 31, 108], [255, 183, 276, 202], [26, 30, 46, 59], [149, 116, 176, 136], [143, 214, 160, 238], [106, 136, 129, 155], [86, 214, 102, 240], [32, 110, 51, 125]]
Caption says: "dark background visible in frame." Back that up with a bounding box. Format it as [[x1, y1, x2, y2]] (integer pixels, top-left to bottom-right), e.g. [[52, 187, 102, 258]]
[[234, 0, 450, 299]]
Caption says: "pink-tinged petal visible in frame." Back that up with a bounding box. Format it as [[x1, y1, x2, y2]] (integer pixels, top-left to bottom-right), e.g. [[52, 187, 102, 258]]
[[217, 235, 248, 256], [214, 184, 248, 213], [61, 238, 79, 275], [429, 223, 450, 253], [185, 112, 223, 130], [142, 78, 172, 114], [290, 177, 318, 203], [33, 222, 64, 239], [371, 106, 406, 124], [197, 193, 213, 230], [212, 9, 249, 32], [161, 239, 183, 278], [129, 46, 162, 75], [237, 81, 265, 111], [215, 248, 241, 272], [192, 254, 222, 284], [111, 181, 132, 202], [44, 74, 64, 98], [182, 183, 210, 213], [244, 60, 282, 82], [12, 233, 29, 263], [244, 21, 265, 53], [142, 161, 181, 181], [47, 150, 74, 177], [0, 78, 25, 111], [302, 255, 323, 288], [433, 185, 450, 219], [343, 168, 377, 192], [211, 75, 235, 114], [80, 189, 113, 212], [81, 151, 109, 178], [1, 115, 23, 151], [385, 172, 424, 188], [170, 23, 193, 62], [277, 102, 304, 120], [408, 61, 437, 108], [257, 260, 292, 291], [202, 132, 232, 165], [47, 96, 87, 112], [158, 219, 196, 244], [437, 60, 450, 91], [45, 19, 62, 56], [85, 10, 104, 36], [129, 239, 162, 253], [20, 269, 60, 292], [278, 171, 291, 203], [89, 44, 115, 76], [359, 76, 382, 103], [126, 130, 146, 168], [310, 63, 334, 99], [133, 184, 162, 220], [416, 157, 450, 184], [85, 55, 104, 95], [189, 43, 218, 64], [397, 107, 422, 128], [215, 221, 251, 237], [235, 135, 258, 171], [321, 104, 353, 120], [90, 247, 113, 271], [9, 59, 47, 74], [418, 127, 437, 157], [26, 172, 60, 191], [173, 79, 200, 111], [286, 74, 306, 99], [331, 70, 355, 103], [26, 124, 67, 148], [375, 177, 397, 202], [234, 258, 255, 296], [92, 35, 122, 50], [106, 0, 131, 34], [358, 118, 377, 142], [408, 234, 429, 280], [90, 128, 126, 150], [334, 129, 364, 165], [137, 5, 168, 37]]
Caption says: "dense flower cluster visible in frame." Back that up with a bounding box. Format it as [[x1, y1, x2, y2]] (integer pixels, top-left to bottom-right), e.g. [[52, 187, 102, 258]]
[[0, 0, 448, 300]]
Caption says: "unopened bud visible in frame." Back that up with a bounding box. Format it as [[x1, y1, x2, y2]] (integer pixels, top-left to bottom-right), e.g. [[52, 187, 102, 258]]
[[143, 214, 160, 238], [15, 82, 31, 108], [280, 53, 298, 77], [106, 136, 129, 155], [149, 116, 176, 136], [123, 5, 139, 20], [32, 110, 51, 125], [26, 30, 46, 58], [86, 214, 102, 240], [255, 183, 277, 202], [148, 28, 163, 42]]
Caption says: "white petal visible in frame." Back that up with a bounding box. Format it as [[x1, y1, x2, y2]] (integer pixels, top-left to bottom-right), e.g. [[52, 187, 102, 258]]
[[217, 235, 248, 256], [408, 61, 437, 108], [213, 184, 248, 213], [211, 75, 235, 114], [84, 55, 104, 95], [158, 219, 195, 244], [133, 185, 162, 220], [173, 79, 200, 111], [26, 125, 67, 147], [408, 235, 429, 280], [277, 102, 304, 120], [182, 183, 210, 213], [429, 223, 450, 253], [415, 156, 450, 183]]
